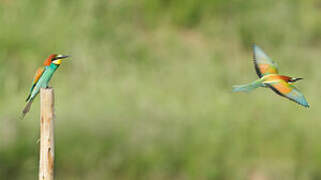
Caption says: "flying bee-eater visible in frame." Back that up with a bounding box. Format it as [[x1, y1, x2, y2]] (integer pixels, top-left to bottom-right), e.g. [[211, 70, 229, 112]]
[[233, 45, 309, 107], [22, 54, 70, 118]]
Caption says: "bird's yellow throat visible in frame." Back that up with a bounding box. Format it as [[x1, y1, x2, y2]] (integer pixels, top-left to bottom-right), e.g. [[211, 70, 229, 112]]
[[53, 59, 62, 65]]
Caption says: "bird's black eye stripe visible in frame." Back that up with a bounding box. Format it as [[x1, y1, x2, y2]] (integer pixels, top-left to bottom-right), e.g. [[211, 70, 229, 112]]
[[52, 56, 62, 60]]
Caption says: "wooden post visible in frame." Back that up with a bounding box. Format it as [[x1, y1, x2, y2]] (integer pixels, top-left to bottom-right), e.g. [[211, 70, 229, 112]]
[[39, 88, 55, 180]]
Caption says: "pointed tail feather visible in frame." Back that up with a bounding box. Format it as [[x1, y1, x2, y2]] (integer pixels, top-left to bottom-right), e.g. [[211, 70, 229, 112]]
[[233, 81, 262, 92], [25, 93, 31, 102], [22, 99, 34, 119]]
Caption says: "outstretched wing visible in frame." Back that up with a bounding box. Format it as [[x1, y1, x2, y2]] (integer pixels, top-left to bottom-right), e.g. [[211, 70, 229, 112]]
[[25, 66, 45, 102], [265, 79, 309, 107], [253, 45, 278, 78]]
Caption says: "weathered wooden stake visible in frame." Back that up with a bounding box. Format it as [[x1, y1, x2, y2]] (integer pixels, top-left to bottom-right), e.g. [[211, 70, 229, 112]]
[[39, 88, 55, 180]]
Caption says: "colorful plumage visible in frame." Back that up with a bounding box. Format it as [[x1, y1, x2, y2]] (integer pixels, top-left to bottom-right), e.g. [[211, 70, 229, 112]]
[[233, 45, 309, 107], [22, 54, 70, 118]]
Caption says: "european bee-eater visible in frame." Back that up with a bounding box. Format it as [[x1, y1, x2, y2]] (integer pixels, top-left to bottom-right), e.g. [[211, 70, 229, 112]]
[[233, 45, 309, 107], [22, 54, 70, 118]]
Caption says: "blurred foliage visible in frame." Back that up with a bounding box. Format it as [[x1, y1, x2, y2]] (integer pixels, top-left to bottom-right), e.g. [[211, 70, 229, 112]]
[[1, 0, 321, 179]]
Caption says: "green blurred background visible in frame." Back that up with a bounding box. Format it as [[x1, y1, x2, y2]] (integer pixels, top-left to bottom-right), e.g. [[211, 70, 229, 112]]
[[1, 0, 321, 179]]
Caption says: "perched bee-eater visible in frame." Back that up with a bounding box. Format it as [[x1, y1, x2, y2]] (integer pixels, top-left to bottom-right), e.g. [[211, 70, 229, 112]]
[[22, 54, 70, 118], [233, 45, 309, 107]]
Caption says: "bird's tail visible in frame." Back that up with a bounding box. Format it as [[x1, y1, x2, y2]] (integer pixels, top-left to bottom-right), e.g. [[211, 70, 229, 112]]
[[21, 99, 34, 119], [233, 81, 262, 92]]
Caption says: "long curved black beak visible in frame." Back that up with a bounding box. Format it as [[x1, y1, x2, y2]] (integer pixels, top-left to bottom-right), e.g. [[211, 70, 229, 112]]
[[53, 55, 70, 60], [58, 55, 70, 59], [291, 77, 303, 82]]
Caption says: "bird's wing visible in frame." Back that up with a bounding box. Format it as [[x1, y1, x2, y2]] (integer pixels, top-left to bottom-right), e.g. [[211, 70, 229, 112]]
[[253, 45, 278, 78], [25, 66, 45, 102], [265, 79, 309, 107], [32, 67, 45, 85]]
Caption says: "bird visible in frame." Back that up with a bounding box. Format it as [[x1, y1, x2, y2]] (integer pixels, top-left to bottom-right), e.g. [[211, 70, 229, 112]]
[[22, 54, 70, 118], [233, 45, 309, 108]]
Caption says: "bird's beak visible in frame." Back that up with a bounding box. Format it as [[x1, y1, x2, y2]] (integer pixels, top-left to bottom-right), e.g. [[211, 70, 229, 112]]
[[291, 77, 303, 82], [57, 55, 70, 60]]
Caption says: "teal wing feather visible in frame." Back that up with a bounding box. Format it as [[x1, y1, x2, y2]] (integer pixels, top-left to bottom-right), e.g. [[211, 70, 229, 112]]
[[283, 85, 309, 107], [265, 79, 309, 107], [253, 45, 279, 78]]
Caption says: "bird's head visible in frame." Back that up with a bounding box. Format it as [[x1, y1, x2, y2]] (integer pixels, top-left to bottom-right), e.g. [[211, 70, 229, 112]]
[[44, 54, 70, 66], [288, 77, 303, 83]]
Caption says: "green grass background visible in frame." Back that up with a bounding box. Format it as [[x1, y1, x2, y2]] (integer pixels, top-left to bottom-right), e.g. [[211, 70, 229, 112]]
[[1, 0, 321, 179]]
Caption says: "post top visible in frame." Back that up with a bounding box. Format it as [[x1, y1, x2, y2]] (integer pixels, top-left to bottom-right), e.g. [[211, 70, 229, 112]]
[[40, 87, 54, 91]]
